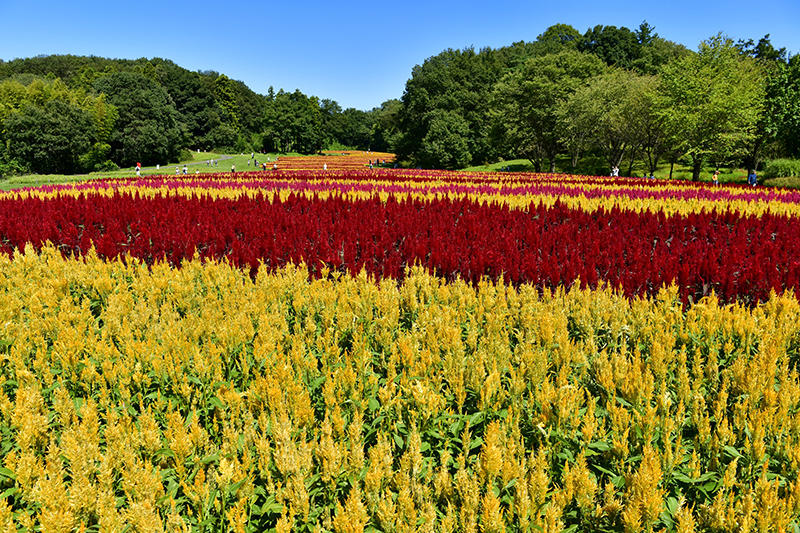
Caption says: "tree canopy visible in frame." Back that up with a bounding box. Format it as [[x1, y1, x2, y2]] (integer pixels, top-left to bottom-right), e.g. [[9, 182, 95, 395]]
[[0, 24, 797, 177]]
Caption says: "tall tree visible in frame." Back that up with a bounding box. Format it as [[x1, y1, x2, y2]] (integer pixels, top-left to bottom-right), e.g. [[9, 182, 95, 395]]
[[370, 99, 402, 153], [3, 100, 94, 174], [416, 109, 472, 169], [658, 34, 765, 180], [559, 69, 646, 173], [736, 35, 800, 167], [396, 47, 505, 167], [490, 50, 606, 171], [262, 90, 325, 154], [93, 72, 185, 166], [626, 75, 671, 174], [579, 24, 642, 70]]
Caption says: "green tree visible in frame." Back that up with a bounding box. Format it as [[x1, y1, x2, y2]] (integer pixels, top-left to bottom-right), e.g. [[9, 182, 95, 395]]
[[370, 99, 402, 153], [0, 77, 117, 174], [736, 36, 800, 167], [490, 49, 606, 171], [417, 109, 472, 169], [579, 24, 642, 70], [559, 69, 643, 173], [93, 72, 185, 166], [777, 56, 800, 157], [263, 90, 325, 154], [337, 108, 373, 149], [397, 47, 505, 167], [658, 34, 765, 180], [3, 100, 94, 174], [531, 24, 582, 55]]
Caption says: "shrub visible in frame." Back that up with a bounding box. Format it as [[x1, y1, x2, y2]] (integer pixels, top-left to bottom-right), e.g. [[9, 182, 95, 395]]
[[0, 159, 28, 178], [94, 160, 119, 172], [763, 158, 800, 178]]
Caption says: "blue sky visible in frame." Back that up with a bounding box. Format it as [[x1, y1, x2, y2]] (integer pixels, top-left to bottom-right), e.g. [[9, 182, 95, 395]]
[[1, 0, 798, 110]]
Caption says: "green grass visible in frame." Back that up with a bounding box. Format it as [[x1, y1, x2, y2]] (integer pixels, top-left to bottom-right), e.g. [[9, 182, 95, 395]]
[[6, 151, 799, 191], [461, 156, 788, 187], [0, 151, 290, 191], [763, 176, 800, 189], [461, 159, 536, 173]]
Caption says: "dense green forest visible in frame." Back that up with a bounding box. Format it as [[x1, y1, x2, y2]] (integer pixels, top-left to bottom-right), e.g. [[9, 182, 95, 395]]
[[1, 22, 798, 178], [0, 56, 400, 175], [397, 23, 800, 178]]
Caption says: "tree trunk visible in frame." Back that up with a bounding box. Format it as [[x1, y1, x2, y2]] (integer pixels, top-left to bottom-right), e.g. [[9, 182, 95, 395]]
[[549, 158, 556, 173], [626, 149, 636, 177], [669, 160, 675, 179], [571, 151, 580, 170], [691, 158, 702, 181]]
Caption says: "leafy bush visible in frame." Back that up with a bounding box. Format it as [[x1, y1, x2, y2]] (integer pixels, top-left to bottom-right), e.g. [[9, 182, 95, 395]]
[[0, 159, 28, 178], [94, 160, 118, 172], [78, 142, 112, 172], [763, 158, 800, 178], [168, 148, 195, 165]]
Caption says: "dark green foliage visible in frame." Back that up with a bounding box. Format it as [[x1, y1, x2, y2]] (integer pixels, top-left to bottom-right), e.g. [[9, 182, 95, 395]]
[[370, 99, 402, 153], [0, 55, 267, 156], [92, 72, 185, 167], [262, 90, 326, 154], [762, 158, 800, 178], [769, 57, 800, 157], [3, 100, 94, 174], [416, 109, 472, 169], [393, 22, 689, 169], [397, 47, 510, 168], [491, 50, 607, 171], [579, 24, 643, 69]]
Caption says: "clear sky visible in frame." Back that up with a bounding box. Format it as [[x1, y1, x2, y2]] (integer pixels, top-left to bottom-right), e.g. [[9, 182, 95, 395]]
[[1, 0, 798, 110]]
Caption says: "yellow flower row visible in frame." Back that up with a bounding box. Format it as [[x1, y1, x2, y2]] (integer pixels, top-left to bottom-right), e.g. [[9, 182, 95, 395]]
[[2, 171, 799, 218], [0, 247, 799, 530]]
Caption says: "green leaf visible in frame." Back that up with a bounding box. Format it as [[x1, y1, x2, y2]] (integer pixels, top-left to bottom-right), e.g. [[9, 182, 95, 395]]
[[367, 397, 379, 412], [723, 445, 743, 459], [0, 467, 15, 481], [0, 487, 18, 499], [666, 496, 679, 516], [208, 396, 225, 410]]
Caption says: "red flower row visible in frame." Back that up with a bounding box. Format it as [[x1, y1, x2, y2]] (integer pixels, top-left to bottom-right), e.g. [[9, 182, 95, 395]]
[[1, 192, 797, 303]]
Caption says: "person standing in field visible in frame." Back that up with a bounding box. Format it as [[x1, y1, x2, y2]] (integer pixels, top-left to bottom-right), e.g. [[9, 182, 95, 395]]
[[747, 170, 758, 187], [712, 170, 720, 186], [182, 164, 188, 175]]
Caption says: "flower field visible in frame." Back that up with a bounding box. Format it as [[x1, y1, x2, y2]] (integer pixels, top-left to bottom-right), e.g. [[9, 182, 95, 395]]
[[273, 151, 395, 170], [1, 169, 800, 531]]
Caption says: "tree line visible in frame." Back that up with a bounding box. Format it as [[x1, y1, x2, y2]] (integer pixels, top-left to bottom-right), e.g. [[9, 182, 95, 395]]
[[1, 23, 798, 178], [0, 56, 398, 175], [396, 23, 800, 179]]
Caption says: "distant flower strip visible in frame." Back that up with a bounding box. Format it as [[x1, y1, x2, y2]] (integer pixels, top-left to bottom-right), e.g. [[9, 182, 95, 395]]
[[1, 191, 798, 303], [6, 169, 800, 218]]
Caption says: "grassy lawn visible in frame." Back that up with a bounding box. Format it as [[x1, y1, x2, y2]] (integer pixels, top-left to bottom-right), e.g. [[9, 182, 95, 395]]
[[0, 151, 290, 191], [463, 156, 799, 188], [763, 176, 800, 188], [5, 152, 799, 191]]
